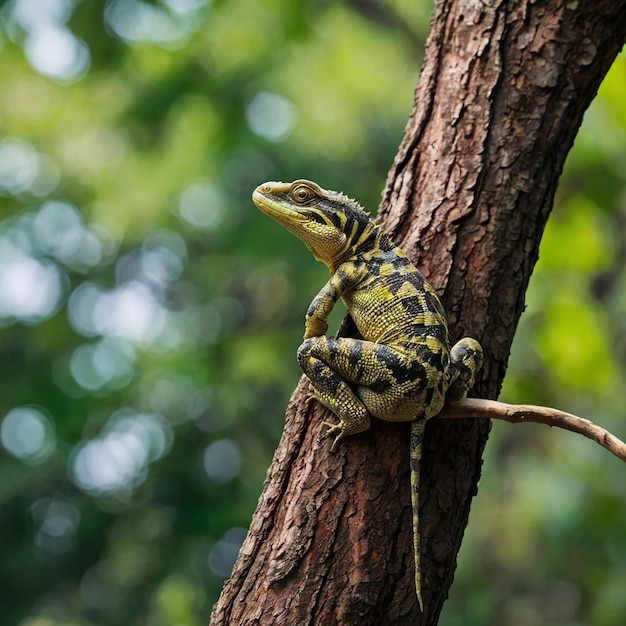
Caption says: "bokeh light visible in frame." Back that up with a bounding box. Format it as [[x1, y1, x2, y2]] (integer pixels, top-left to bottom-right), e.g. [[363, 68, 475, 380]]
[[24, 26, 90, 83], [12, 0, 73, 31], [208, 527, 247, 578], [0, 137, 39, 194], [104, 0, 204, 47], [70, 338, 136, 391], [204, 439, 242, 484], [246, 92, 299, 142], [12, 0, 90, 83], [179, 183, 226, 230], [0, 240, 64, 323], [30, 496, 80, 555], [1, 406, 55, 464], [71, 410, 173, 495]]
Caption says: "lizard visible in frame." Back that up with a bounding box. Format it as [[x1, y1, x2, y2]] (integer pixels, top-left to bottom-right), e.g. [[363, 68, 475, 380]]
[[252, 178, 484, 611]]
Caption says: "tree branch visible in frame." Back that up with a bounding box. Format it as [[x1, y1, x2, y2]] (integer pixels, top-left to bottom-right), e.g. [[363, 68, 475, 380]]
[[441, 399, 626, 463]]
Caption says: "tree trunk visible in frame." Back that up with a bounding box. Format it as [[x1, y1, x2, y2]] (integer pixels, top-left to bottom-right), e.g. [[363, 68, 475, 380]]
[[210, 1, 626, 624]]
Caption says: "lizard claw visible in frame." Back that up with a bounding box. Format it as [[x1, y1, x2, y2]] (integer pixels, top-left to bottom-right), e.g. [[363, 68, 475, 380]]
[[322, 421, 344, 452], [306, 382, 330, 409], [305, 383, 319, 405]]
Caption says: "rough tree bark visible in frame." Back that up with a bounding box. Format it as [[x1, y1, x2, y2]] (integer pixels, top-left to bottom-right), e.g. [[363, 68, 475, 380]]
[[211, 1, 626, 624]]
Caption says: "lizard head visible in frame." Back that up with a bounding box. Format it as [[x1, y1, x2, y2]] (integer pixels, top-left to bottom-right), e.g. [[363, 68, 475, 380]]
[[252, 179, 377, 270]]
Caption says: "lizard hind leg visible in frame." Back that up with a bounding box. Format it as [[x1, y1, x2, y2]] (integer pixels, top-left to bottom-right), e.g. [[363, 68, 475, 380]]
[[297, 336, 371, 450], [446, 337, 483, 400]]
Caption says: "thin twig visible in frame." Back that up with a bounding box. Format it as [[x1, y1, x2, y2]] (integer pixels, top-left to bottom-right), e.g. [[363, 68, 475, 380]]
[[440, 398, 626, 463]]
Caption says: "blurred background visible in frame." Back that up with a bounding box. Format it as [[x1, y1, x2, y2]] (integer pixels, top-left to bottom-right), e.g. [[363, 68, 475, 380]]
[[0, 1, 624, 624]]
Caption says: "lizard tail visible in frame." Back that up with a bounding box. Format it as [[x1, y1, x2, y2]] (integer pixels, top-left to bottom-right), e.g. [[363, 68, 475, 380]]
[[410, 418, 425, 611]]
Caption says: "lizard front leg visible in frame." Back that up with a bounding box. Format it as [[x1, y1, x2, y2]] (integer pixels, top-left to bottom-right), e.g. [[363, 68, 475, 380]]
[[446, 337, 483, 400], [304, 275, 341, 339], [304, 266, 364, 339]]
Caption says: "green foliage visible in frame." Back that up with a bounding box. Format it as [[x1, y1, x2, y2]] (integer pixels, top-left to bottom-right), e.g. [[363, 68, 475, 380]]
[[0, 1, 624, 624], [0, 1, 423, 623]]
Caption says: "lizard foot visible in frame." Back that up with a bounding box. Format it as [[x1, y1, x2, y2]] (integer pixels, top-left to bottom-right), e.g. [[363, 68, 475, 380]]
[[304, 379, 320, 404], [305, 385, 320, 405], [322, 421, 344, 452]]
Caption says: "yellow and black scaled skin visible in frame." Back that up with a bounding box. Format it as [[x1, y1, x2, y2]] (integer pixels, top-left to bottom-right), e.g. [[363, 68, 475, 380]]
[[253, 179, 483, 611]]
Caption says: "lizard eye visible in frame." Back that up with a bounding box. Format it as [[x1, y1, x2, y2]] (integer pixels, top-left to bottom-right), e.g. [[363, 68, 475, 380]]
[[291, 184, 315, 204]]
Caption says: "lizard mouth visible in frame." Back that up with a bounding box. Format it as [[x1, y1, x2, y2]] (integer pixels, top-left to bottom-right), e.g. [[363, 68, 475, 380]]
[[252, 189, 308, 224]]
